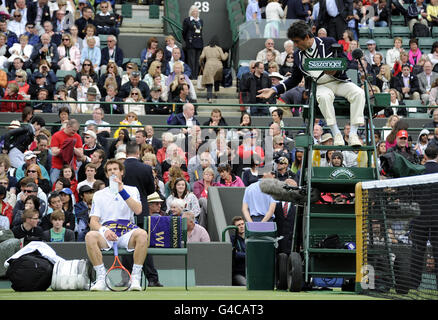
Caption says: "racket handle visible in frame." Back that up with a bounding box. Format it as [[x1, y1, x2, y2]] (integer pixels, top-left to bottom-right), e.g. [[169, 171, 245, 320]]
[[113, 242, 118, 256]]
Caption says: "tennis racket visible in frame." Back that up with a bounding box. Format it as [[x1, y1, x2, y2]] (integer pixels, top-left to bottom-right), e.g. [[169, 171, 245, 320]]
[[105, 242, 132, 291]]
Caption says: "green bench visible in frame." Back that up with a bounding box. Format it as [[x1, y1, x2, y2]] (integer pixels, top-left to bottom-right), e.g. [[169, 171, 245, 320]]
[[101, 217, 188, 290]]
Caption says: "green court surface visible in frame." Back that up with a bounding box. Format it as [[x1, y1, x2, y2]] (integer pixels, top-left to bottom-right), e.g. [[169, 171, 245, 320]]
[[0, 286, 383, 300]]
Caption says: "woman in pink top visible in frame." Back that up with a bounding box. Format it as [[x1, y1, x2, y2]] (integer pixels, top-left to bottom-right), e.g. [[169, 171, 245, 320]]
[[408, 38, 422, 66], [216, 163, 245, 187]]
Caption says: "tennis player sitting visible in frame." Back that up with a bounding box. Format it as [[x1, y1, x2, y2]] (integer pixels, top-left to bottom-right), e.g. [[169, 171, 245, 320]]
[[85, 159, 147, 291], [257, 20, 365, 147]]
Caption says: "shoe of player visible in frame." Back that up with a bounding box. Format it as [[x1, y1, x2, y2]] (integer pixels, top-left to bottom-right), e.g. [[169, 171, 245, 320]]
[[348, 134, 362, 147], [90, 279, 107, 291], [129, 276, 142, 291], [333, 133, 345, 146]]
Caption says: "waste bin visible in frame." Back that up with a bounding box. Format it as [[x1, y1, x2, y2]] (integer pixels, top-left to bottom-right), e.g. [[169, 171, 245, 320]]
[[245, 222, 277, 290]]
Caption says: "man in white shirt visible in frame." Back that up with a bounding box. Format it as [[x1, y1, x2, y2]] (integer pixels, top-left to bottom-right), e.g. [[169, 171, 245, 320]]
[[77, 163, 97, 190], [12, 0, 28, 25], [86, 159, 147, 291], [8, 10, 26, 37], [85, 107, 111, 135], [256, 38, 282, 65]]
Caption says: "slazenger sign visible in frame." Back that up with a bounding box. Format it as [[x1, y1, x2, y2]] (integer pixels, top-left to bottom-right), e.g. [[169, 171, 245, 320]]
[[330, 168, 355, 179], [304, 58, 347, 71]]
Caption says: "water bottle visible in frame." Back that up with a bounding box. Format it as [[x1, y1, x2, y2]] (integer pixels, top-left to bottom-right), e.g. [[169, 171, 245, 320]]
[[109, 175, 118, 194]]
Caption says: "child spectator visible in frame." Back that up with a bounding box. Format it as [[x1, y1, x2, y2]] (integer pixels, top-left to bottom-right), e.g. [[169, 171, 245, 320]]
[[42, 209, 75, 242]]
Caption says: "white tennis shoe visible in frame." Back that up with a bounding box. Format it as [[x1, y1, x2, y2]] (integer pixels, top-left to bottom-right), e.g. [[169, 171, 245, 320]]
[[349, 134, 362, 147], [129, 276, 142, 291], [333, 133, 345, 146], [90, 279, 107, 291]]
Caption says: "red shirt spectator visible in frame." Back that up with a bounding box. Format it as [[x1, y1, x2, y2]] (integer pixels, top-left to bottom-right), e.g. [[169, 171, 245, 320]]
[[0, 82, 26, 112]]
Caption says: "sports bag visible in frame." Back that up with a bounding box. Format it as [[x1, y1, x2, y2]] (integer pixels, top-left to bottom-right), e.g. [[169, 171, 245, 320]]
[[6, 251, 54, 291], [317, 234, 342, 249], [51, 259, 91, 291]]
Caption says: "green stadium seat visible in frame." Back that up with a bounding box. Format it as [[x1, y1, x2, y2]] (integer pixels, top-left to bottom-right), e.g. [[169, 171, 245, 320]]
[[359, 27, 371, 38], [346, 69, 358, 85], [432, 28, 438, 38], [391, 15, 405, 26], [391, 26, 410, 38], [121, 4, 132, 18], [99, 34, 108, 48], [372, 27, 390, 38], [149, 4, 160, 19], [375, 38, 394, 50], [418, 38, 435, 51], [56, 70, 76, 80]]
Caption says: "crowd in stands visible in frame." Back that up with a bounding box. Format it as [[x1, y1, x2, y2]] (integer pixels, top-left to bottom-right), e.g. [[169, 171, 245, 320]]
[[2, 0, 438, 287]]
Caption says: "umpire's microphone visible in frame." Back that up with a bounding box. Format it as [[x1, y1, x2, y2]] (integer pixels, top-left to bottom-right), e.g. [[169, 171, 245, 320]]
[[352, 48, 375, 96]]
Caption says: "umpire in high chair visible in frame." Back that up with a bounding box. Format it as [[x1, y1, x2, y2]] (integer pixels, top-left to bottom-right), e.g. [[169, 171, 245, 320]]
[[257, 20, 365, 147]]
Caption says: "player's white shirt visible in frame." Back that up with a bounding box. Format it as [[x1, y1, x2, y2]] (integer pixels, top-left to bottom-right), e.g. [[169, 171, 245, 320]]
[[90, 185, 141, 224]]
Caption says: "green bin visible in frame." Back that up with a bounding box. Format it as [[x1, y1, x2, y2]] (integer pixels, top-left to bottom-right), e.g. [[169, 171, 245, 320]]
[[245, 222, 277, 290]]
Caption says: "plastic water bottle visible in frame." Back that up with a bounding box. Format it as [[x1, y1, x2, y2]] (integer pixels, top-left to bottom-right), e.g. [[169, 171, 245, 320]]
[[109, 175, 118, 194]]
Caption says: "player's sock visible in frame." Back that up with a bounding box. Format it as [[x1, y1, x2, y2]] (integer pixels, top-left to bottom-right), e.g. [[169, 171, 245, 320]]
[[329, 124, 341, 137], [132, 264, 143, 278], [94, 264, 106, 279]]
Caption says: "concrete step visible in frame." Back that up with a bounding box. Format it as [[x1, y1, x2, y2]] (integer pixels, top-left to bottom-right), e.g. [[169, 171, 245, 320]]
[[119, 26, 164, 33]]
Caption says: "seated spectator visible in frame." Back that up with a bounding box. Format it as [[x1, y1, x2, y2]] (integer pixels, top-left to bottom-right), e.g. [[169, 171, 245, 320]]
[[192, 166, 219, 199], [23, 22, 40, 47], [393, 51, 412, 78], [144, 48, 170, 77], [32, 134, 52, 175], [77, 163, 97, 191], [32, 88, 53, 113], [29, 33, 59, 72], [385, 118, 409, 150], [42, 209, 75, 242], [384, 88, 407, 118], [164, 35, 184, 63], [56, 164, 79, 202], [118, 70, 150, 101], [426, 0, 438, 34], [279, 40, 294, 65], [114, 111, 142, 139], [0, 34, 9, 68], [0, 82, 26, 112], [169, 79, 196, 106], [0, 185, 13, 228], [146, 85, 170, 114], [143, 60, 167, 92], [24, 162, 51, 194], [77, 149, 107, 184], [81, 37, 101, 73], [263, 50, 278, 74], [58, 188, 75, 228], [168, 102, 200, 127], [42, 20, 61, 46], [7, 57, 27, 82], [147, 192, 166, 216], [167, 198, 185, 216], [371, 52, 384, 76], [256, 38, 282, 65], [94, 1, 119, 36], [8, 9, 26, 38], [418, 61, 438, 106], [406, 0, 429, 33], [32, 58, 57, 86], [75, 5, 95, 39], [168, 47, 192, 78], [0, 18, 18, 48], [364, 39, 384, 66], [386, 37, 404, 71], [57, 33, 81, 71], [7, 34, 32, 70], [166, 61, 196, 103], [97, 61, 121, 96], [183, 210, 210, 243], [375, 64, 392, 93], [11, 208, 43, 245], [121, 62, 138, 86], [237, 130, 265, 163], [279, 51, 293, 77], [165, 177, 201, 219], [392, 63, 421, 103], [52, 87, 76, 115], [74, 184, 94, 241], [77, 73, 101, 101], [12, 181, 47, 226], [164, 166, 190, 198], [101, 83, 123, 115], [76, 59, 98, 84], [338, 30, 354, 52], [242, 154, 262, 187], [162, 155, 190, 184], [100, 35, 124, 73], [124, 88, 146, 116], [217, 163, 245, 187], [140, 36, 159, 69]]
